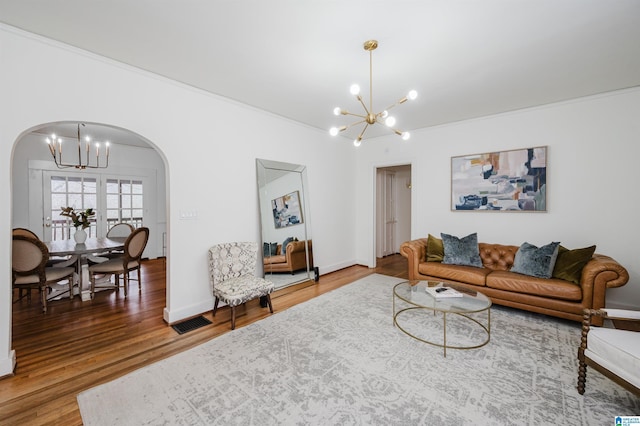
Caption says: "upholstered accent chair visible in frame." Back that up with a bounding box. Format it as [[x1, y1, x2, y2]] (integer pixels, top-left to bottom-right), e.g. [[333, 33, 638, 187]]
[[577, 308, 640, 395], [208, 242, 274, 330], [88, 227, 149, 298], [12, 235, 76, 313]]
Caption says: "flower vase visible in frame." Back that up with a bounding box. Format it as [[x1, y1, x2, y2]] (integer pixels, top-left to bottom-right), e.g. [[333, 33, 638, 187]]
[[74, 228, 87, 244]]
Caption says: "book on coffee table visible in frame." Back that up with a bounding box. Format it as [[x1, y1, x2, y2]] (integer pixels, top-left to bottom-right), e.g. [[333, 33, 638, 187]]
[[425, 286, 463, 298]]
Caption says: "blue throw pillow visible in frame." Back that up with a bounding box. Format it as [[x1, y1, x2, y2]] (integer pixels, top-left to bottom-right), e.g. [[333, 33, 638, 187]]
[[441, 232, 483, 268], [282, 237, 295, 254], [511, 241, 560, 279]]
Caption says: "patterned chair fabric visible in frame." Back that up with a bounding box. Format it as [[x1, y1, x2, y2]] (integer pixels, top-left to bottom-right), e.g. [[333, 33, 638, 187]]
[[208, 242, 274, 329]]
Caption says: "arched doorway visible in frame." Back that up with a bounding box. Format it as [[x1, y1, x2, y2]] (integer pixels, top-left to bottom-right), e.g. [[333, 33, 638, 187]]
[[10, 120, 169, 351]]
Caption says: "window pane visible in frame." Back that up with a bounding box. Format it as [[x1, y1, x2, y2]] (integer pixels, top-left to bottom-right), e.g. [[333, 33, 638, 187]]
[[122, 196, 131, 209], [83, 179, 97, 192], [68, 194, 82, 208], [106, 194, 119, 208], [107, 210, 119, 219], [132, 209, 143, 219], [106, 179, 118, 193], [51, 177, 66, 193], [121, 182, 131, 194], [84, 194, 97, 209], [132, 181, 143, 194], [68, 177, 82, 193], [51, 194, 67, 210], [132, 195, 143, 208]]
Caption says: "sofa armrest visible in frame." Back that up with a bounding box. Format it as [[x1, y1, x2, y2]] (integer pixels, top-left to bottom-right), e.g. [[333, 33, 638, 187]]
[[285, 240, 312, 271], [400, 238, 428, 280], [580, 254, 629, 312]]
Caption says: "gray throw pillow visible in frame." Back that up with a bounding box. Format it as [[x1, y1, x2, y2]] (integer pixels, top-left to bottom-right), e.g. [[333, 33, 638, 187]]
[[282, 237, 295, 254], [511, 241, 560, 279], [441, 232, 483, 268]]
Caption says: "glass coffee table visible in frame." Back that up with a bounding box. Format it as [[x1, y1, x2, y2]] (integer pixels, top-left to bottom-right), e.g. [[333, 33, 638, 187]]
[[393, 280, 491, 357]]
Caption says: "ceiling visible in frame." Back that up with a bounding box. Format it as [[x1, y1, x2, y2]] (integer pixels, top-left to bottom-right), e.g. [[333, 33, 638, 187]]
[[2, 0, 640, 144]]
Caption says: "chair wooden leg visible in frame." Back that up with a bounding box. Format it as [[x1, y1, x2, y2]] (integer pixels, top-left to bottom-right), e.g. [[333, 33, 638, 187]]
[[137, 267, 142, 291], [266, 294, 273, 313], [231, 306, 236, 330], [212, 298, 220, 316], [40, 285, 47, 313], [577, 359, 587, 395], [123, 272, 128, 297]]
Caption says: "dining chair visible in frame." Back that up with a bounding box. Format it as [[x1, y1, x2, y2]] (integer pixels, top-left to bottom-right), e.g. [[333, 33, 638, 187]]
[[577, 308, 640, 396], [88, 227, 149, 298], [87, 222, 134, 264], [208, 242, 274, 330], [12, 235, 76, 313]]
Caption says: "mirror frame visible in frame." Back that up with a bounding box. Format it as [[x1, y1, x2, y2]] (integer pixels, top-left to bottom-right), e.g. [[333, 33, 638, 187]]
[[256, 158, 313, 288]]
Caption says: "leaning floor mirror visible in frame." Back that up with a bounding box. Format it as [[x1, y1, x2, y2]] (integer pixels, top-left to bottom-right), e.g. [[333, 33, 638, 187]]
[[256, 158, 314, 289]]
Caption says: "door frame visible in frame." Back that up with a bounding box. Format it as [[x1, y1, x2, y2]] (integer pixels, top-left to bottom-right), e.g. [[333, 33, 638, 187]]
[[371, 162, 412, 268]]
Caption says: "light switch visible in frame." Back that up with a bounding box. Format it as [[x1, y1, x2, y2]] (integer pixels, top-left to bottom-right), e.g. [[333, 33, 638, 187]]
[[179, 210, 198, 220]]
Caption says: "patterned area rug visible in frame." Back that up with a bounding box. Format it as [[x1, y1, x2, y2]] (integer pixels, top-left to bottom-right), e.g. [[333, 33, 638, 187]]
[[78, 274, 639, 425]]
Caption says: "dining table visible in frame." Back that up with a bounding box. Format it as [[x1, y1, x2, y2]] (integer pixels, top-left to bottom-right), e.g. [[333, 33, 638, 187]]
[[46, 237, 126, 300]]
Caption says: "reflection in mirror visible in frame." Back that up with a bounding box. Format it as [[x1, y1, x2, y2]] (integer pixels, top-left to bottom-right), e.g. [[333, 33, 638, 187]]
[[256, 159, 314, 289]]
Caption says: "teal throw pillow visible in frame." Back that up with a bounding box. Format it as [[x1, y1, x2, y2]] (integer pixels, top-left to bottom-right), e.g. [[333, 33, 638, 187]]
[[511, 241, 560, 279], [282, 237, 295, 254], [269, 242, 278, 256], [441, 232, 483, 268]]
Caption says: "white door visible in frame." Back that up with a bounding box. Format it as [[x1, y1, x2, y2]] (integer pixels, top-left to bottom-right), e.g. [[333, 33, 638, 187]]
[[383, 171, 397, 256], [43, 172, 100, 242]]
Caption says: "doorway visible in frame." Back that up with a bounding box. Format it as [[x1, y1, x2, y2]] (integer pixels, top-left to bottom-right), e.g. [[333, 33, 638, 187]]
[[10, 121, 168, 355], [375, 164, 411, 263]]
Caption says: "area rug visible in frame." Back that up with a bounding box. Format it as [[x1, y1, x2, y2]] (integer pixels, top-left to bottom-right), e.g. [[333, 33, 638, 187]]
[[78, 274, 639, 425]]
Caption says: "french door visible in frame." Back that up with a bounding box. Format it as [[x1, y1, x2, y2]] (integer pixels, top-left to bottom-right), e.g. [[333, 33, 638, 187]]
[[43, 172, 144, 242]]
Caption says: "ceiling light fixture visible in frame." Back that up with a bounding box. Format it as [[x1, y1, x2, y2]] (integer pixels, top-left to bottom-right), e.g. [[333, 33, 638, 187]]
[[45, 123, 110, 169], [330, 40, 417, 147]]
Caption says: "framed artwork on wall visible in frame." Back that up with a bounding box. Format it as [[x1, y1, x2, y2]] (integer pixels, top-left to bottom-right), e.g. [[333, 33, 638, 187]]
[[272, 190, 304, 228], [451, 146, 547, 212]]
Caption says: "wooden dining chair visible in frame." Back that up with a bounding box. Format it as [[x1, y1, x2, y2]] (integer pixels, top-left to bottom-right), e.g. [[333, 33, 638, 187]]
[[12, 235, 76, 313], [87, 222, 134, 264], [88, 227, 149, 298]]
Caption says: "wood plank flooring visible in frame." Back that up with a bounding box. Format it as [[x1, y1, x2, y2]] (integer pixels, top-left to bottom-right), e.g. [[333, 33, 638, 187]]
[[1, 255, 407, 425]]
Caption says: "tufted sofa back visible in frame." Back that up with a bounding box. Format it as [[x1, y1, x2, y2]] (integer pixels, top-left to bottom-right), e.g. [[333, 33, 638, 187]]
[[478, 243, 520, 271]]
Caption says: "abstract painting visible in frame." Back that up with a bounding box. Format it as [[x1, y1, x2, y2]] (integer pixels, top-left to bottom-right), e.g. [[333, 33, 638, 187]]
[[451, 146, 547, 212], [272, 190, 304, 228]]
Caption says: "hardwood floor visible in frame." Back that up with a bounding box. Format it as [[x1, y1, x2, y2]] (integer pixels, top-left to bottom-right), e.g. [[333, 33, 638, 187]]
[[1, 254, 407, 425]]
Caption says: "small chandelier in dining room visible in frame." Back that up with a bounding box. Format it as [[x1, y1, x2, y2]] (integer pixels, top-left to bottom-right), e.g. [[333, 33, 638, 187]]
[[45, 123, 110, 169], [329, 39, 417, 147]]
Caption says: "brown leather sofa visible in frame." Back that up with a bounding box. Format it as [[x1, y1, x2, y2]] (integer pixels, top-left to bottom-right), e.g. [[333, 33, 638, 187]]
[[264, 240, 313, 274], [400, 238, 629, 325]]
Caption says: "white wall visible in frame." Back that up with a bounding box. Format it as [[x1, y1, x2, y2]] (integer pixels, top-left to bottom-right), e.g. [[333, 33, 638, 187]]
[[0, 26, 357, 376], [355, 87, 640, 310]]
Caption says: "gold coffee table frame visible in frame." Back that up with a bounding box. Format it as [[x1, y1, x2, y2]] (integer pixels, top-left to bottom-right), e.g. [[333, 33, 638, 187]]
[[393, 280, 491, 357]]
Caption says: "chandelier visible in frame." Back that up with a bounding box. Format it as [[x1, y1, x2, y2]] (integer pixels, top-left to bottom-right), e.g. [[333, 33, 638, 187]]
[[46, 123, 110, 169], [329, 40, 417, 147]]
